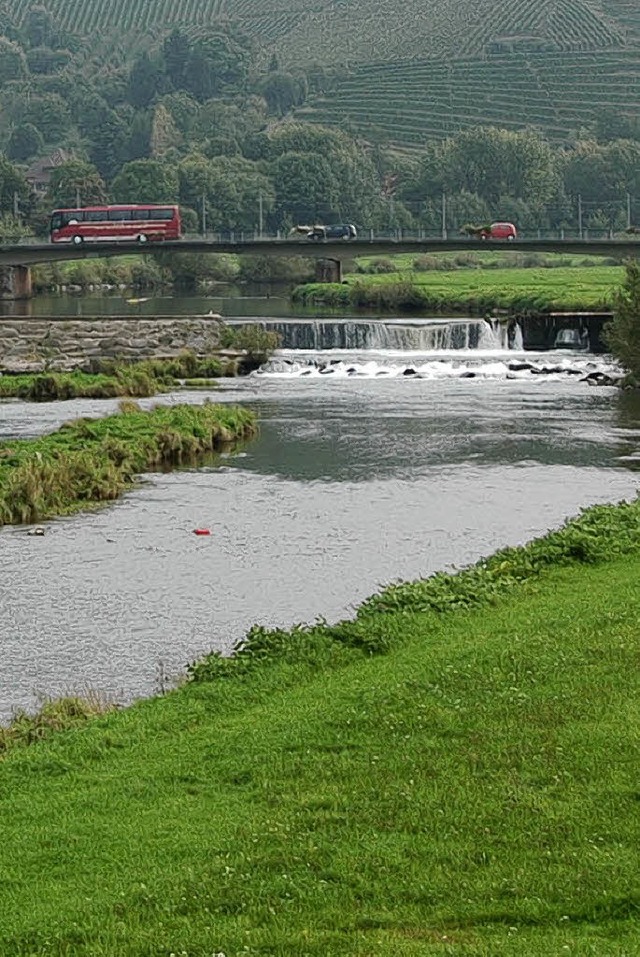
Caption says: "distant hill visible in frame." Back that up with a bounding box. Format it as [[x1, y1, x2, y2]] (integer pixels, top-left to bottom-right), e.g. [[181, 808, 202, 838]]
[[13, 0, 640, 145]]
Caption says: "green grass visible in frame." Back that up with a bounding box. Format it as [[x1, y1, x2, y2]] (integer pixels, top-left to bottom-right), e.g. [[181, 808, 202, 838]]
[[294, 265, 623, 314], [0, 497, 639, 954], [0, 400, 257, 524]]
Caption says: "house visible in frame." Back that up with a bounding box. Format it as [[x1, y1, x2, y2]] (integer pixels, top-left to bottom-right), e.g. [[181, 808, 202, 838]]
[[25, 148, 74, 194]]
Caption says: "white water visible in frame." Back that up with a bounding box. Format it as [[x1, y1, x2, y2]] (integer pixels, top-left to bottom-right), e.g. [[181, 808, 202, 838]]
[[232, 316, 510, 351], [249, 317, 618, 382]]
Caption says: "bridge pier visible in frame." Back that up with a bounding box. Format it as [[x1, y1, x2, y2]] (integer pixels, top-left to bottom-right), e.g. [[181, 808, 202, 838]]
[[0, 265, 32, 300], [315, 258, 343, 283]]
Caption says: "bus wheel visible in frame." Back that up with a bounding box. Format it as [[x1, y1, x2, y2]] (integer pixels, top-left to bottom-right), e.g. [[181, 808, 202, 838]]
[[137, 234, 148, 244], [72, 235, 83, 245]]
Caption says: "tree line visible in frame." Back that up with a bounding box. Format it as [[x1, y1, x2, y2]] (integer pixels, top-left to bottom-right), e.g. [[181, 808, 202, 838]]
[[1, 5, 640, 237]]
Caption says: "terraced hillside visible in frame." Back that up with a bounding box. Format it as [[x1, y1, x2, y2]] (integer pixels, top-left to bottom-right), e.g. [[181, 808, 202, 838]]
[[11, 0, 640, 145], [299, 48, 640, 145]]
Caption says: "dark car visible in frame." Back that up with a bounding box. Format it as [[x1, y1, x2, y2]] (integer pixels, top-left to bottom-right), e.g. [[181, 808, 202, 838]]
[[307, 224, 357, 241]]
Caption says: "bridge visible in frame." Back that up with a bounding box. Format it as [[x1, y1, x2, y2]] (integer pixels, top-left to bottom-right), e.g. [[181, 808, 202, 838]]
[[1, 236, 638, 298]]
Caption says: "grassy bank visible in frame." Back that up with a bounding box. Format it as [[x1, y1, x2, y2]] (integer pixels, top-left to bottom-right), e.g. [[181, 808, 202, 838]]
[[0, 355, 239, 402], [0, 498, 639, 953], [293, 264, 623, 314], [0, 401, 257, 525]]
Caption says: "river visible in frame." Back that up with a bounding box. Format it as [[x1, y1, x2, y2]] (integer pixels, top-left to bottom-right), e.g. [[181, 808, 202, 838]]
[[1, 290, 639, 720]]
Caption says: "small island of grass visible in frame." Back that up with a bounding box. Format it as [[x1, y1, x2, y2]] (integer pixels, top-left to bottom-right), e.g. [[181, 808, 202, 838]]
[[0, 400, 257, 525]]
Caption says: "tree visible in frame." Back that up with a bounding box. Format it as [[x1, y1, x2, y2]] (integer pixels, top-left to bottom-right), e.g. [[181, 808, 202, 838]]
[[27, 46, 71, 74], [88, 108, 128, 180], [439, 127, 559, 207], [21, 92, 72, 142], [111, 159, 179, 204], [0, 37, 28, 85], [178, 154, 274, 232], [260, 72, 307, 116], [150, 103, 181, 158], [23, 4, 60, 48], [46, 160, 107, 208], [128, 51, 162, 109], [7, 122, 43, 162], [271, 151, 338, 224], [162, 28, 190, 91], [0, 154, 30, 213], [604, 262, 640, 380]]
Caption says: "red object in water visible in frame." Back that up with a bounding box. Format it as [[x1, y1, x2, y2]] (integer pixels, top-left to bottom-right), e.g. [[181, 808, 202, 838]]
[[193, 528, 211, 536]]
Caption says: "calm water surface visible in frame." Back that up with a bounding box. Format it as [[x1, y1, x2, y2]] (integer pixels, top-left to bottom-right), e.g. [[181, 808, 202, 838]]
[[2, 342, 640, 719]]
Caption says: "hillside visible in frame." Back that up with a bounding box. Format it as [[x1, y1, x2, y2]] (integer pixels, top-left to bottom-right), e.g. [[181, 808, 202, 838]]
[[9, 0, 640, 144]]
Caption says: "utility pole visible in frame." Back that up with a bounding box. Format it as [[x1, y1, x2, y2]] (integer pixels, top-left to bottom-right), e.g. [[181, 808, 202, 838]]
[[441, 192, 447, 239], [201, 193, 207, 236], [578, 194, 583, 239], [627, 192, 632, 230], [258, 192, 263, 238]]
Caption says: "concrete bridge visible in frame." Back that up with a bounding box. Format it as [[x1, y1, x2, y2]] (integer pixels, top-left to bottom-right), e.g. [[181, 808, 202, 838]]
[[1, 236, 638, 298]]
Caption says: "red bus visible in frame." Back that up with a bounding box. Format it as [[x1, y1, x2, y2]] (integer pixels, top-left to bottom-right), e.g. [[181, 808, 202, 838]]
[[50, 205, 182, 244]]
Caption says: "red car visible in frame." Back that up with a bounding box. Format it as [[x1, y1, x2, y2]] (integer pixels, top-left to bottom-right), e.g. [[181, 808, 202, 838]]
[[481, 222, 517, 240]]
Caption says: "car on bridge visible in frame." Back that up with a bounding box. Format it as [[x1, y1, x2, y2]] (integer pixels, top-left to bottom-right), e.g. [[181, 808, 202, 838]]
[[480, 222, 517, 240], [306, 224, 357, 241]]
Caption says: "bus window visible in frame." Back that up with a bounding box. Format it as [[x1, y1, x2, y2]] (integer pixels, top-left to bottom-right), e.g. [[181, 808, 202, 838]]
[[85, 210, 105, 222], [51, 212, 62, 230], [108, 208, 132, 220], [155, 208, 175, 221], [62, 210, 84, 225]]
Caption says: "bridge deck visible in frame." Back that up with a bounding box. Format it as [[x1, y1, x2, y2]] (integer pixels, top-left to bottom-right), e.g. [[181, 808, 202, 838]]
[[0, 237, 638, 267]]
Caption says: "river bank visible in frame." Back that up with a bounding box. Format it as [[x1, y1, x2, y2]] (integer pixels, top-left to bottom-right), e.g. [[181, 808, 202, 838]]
[[0, 402, 257, 525], [293, 264, 623, 316], [31, 252, 315, 294], [0, 498, 638, 954]]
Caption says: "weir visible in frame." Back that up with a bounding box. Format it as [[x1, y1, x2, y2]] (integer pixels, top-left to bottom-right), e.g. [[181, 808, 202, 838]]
[[226, 314, 608, 352], [226, 317, 524, 352]]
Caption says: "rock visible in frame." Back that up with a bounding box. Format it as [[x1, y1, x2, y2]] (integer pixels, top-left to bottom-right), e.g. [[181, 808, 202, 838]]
[[582, 371, 622, 387]]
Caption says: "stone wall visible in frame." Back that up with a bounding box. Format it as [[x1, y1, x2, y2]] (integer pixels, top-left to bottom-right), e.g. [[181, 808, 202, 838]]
[[0, 317, 222, 372]]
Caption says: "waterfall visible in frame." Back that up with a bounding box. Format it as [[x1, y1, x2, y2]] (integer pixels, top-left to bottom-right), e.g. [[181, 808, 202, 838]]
[[227, 318, 522, 352], [489, 319, 524, 351]]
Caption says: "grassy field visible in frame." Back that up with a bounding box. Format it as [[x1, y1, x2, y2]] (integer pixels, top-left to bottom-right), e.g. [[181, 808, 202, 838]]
[[295, 264, 624, 314], [0, 498, 639, 954]]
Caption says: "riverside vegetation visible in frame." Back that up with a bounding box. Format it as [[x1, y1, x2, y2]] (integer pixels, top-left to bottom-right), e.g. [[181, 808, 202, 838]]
[[0, 496, 638, 954], [0, 325, 280, 401], [0, 357, 231, 401], [0, 401, 257, 525]]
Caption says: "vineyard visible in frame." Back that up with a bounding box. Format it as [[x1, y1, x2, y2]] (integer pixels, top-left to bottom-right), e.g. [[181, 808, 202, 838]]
[[8, 0, 637, 61], [298, 48, 640, 145], [8, 0, 640, 146]]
